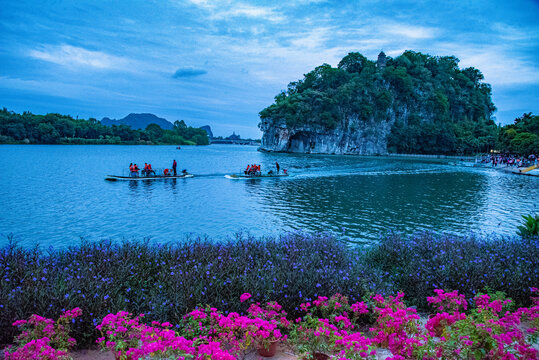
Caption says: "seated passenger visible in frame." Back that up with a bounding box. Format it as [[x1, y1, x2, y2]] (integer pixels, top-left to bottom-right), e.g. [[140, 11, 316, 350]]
[[147, 163, 155, 175], [164, 168, 169, 176]]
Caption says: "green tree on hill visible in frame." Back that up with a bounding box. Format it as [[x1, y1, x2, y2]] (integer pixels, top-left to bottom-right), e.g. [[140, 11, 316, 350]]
[[260, 50, 498, 155]]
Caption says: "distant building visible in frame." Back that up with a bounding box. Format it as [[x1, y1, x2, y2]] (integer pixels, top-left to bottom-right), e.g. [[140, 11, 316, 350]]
[[376, 51, 387, 70], [226, 131, 241, 140]]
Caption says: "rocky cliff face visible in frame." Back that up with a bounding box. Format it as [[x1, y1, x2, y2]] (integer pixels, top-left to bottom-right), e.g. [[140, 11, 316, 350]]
[[259, 116, 393, 155]]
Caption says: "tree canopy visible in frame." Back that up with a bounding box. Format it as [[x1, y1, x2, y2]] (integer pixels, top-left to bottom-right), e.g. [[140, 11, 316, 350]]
[[498, 113, 539, 155], [0, 109, 209, 145]]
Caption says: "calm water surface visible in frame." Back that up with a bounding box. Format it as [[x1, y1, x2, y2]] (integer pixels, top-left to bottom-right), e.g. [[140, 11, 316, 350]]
[[0, 145, 537, 247]]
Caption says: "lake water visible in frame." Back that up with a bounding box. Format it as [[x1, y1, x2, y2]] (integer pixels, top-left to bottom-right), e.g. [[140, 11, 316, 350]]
[[0, 145, 537, 247]]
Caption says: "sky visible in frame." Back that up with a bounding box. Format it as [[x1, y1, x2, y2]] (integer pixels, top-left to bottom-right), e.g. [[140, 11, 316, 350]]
[[1, 0, 538, 138]]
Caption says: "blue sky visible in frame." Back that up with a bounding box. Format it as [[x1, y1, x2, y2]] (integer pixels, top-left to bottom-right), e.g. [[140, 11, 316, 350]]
[[1, 0, 538, 138]]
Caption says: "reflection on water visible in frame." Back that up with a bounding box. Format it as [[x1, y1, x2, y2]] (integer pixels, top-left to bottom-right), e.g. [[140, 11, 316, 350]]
[[242, 171, 490, 240], [0, 144, 537, 247]]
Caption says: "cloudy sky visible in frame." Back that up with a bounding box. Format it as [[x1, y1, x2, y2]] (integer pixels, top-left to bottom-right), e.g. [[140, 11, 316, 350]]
[[1, 0, 538, 138]]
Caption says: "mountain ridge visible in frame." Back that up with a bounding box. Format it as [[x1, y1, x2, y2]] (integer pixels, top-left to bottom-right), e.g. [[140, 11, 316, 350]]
[[101, 113, 173, 130]]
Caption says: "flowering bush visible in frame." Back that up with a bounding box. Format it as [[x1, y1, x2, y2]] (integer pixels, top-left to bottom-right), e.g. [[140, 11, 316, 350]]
[[425, 289, 468, 337], [97, 310, 235, 360], [416, 289, 538, 359], [289, 315, 338, 358], [521, 287, 539, 343], [4, 308, 82, 360], [246, 298, 289, 350], [369, 293, 424, 358], [333, 331, 376, 360], [96, 311, 146, 358], [5, 290, 539, 360], [179, 305, 224, 340], [290, 294, 373, 359], [177, 295, 289, 356], [427, 289, 468, 314]]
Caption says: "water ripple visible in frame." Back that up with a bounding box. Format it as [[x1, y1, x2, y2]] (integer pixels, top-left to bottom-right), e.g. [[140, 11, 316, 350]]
[[0, 145, 536, 247]]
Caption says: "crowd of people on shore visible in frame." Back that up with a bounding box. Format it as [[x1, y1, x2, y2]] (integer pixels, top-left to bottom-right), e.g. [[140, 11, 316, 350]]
[[129, 160, 177, 177], [480, 154, 537, 168]]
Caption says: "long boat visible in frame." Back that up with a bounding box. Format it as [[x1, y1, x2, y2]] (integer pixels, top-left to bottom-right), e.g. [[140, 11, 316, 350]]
[[225, 173, 289, 179], [105, 173, 194, 181]]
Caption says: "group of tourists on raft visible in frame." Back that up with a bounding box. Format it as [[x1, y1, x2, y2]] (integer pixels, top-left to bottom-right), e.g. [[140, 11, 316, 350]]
[[245, 164, 262, 176], [128, 160, 286, 178], [129, 160, 178, 177], [244, 162, 286, 176]]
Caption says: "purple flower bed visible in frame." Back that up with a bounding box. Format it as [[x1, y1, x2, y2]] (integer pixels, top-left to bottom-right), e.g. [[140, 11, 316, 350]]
[[0, 231, 537, 346]]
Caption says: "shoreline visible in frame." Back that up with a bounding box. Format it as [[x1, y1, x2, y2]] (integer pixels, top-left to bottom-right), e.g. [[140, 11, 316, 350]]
[[257, 147, 478, 161]]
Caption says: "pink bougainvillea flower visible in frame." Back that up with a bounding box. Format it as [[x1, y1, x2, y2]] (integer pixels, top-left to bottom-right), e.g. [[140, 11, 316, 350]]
[[240, 293, 252, 302]]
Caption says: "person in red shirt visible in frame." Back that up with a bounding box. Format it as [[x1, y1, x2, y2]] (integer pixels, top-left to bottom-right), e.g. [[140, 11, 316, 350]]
[[147, 163, 155, 176], [172, 160, 177, 176], [164, 168, 169, 176]]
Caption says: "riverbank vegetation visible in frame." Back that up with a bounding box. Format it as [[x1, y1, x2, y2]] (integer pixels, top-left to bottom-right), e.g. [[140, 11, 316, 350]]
[[0, 108, 209, 145], [498, 113, 539, 155], [260, 51, 505, 155], [0, 232, 536, 347]]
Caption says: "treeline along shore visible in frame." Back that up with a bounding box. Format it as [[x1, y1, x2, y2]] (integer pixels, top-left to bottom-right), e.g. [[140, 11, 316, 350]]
[[0, 231, 537, 346], [0, 108, 209, 145]]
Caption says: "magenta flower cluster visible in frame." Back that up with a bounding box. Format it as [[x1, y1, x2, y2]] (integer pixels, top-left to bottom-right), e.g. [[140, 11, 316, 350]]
[[4, 308, 82, 360], [5, 290, 539, 359], [96, 311, 234, 360]]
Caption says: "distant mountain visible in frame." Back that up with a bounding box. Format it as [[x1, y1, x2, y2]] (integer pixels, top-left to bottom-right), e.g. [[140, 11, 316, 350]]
[[200, 125, 213, 139], [101, 113, 173, 130]]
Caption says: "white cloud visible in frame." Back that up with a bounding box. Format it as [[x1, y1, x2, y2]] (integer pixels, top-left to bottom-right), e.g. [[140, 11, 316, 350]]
[[460, 51, 539, 86], [288, 26, 332, 49], [436, 42, 539, 86], [184, 0, 285, 22], [29, 45, 127, 69], [384, 23, 437, 39], [491, 23, 535, 41]]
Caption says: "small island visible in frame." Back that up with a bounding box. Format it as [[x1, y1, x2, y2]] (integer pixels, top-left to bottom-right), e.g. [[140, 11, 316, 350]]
[[260, 51, 503, 155]]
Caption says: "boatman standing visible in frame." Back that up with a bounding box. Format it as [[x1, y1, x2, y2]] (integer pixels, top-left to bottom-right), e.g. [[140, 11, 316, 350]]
[[172, 159, 177, 176]]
